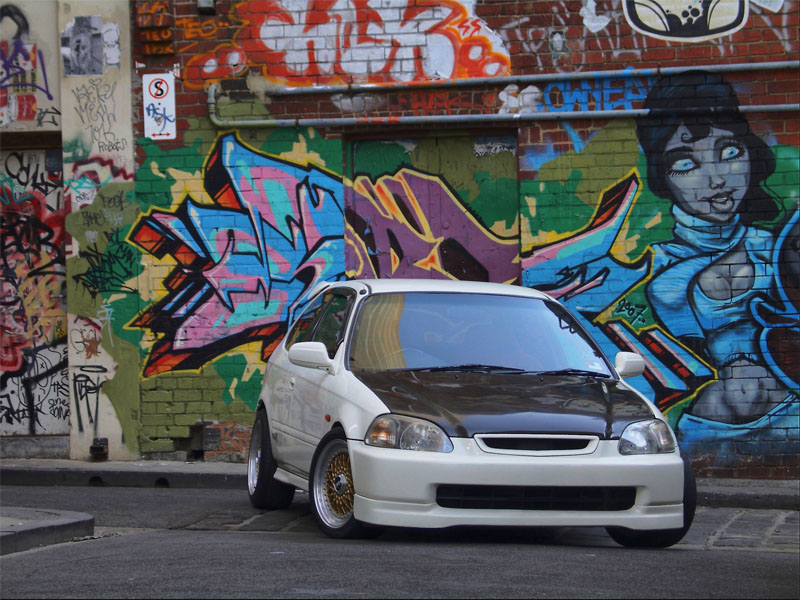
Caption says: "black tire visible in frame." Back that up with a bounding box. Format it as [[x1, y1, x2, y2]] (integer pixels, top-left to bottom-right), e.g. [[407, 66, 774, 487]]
[[247, 408, 295, 509], [308, 428, 382, 539], [606, 453, 697, 549]]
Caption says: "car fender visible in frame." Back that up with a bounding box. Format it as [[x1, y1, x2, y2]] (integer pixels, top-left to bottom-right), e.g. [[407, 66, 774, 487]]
[[328, 374, 390, 441], [616, 377, 665, 420]]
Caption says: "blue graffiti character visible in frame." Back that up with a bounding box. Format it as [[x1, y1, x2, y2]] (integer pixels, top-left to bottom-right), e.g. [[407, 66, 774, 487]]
[[636, 71, 798, 453]]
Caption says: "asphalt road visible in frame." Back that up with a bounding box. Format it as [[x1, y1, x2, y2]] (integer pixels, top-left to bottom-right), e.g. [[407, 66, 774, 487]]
[[1, 485, 798, 598]]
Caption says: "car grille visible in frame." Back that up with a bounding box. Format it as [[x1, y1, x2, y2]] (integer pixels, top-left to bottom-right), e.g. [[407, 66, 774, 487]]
[[436, 484, 636, 511], [479, 437, 591, 451], [473, 434, 599, 456]]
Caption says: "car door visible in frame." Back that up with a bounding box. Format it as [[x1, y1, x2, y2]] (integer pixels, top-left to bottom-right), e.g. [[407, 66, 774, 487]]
[[268, 291, 328, 469], [283, 288, 356, 475]]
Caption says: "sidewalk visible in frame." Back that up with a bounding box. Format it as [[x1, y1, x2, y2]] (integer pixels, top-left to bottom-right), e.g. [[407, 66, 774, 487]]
[[1, 458, 798, 555]]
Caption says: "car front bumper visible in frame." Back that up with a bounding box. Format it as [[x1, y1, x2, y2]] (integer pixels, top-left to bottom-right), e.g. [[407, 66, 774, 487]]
[[349, 438, 685, 530]]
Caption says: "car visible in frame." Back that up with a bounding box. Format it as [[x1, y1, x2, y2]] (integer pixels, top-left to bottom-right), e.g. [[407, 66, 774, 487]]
[[247, 278, 696, 547]]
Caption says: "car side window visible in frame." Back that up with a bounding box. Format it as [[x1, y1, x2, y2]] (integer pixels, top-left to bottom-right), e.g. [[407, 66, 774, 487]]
[[285, 293, 328, 350], [313, 291, 355, 359]]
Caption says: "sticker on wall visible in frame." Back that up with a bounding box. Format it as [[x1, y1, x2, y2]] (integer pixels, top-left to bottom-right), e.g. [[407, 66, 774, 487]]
[[623, 0, 749, 42], [143, 73, 176, 140]]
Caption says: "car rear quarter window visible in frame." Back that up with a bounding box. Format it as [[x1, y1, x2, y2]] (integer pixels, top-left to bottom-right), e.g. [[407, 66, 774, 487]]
[[313, 291, 355, 358], [285, 293, 327, 349]]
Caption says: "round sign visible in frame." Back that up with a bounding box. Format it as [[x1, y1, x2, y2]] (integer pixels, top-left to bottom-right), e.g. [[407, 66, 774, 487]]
[[148, 77, 170, 99]]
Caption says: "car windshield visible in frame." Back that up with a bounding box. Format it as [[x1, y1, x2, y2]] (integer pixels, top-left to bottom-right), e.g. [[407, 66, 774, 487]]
[[348, 292, 612, 376]]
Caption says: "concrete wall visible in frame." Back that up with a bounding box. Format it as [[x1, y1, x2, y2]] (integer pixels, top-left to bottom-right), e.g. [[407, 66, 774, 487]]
[[59, 0, 137, 460], [2, 0, 797, 477]]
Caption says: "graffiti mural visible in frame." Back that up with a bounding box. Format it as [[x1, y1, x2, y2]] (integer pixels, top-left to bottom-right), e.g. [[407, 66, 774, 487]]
[[345, 136, 520, 283], [1, 149, 69, 435], [184, 0, 510, 89], [521, 71, 799, 464], [129, 133, 347, 376], [130, 131, 520, 380]]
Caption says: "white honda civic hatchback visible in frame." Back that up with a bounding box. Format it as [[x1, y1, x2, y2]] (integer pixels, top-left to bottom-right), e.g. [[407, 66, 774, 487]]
[[247, 278, 695, 547]]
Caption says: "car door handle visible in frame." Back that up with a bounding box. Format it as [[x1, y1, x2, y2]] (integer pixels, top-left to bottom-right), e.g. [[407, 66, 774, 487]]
[[288, 378, 295, 390]]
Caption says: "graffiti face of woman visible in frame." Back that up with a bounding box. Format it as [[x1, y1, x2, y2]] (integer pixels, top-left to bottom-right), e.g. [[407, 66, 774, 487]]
[[663, 125, 751, 224]]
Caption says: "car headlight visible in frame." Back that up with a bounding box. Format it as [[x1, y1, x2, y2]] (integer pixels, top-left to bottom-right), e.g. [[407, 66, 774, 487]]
[[365, 415, 454, 453], [618, 419, 677, 455]]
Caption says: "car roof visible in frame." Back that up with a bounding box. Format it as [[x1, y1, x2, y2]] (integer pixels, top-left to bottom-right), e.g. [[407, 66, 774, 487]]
[[311, 278, 552, 300]]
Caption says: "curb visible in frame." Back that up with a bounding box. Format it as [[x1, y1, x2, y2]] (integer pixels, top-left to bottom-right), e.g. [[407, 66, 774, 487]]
[[697, 489, 799, 511], [0, 508, 94, 556], [1, 466, 245, 490]]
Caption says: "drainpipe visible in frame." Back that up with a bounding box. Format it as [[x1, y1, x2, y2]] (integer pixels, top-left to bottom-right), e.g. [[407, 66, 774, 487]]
[[207, 60, 800, 129]]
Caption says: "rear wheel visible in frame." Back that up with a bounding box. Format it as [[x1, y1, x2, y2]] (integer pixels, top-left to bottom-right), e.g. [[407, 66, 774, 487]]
[[309, 429, 382, 539], [606, 453, 697, 548], [247, 408, 295, 509]]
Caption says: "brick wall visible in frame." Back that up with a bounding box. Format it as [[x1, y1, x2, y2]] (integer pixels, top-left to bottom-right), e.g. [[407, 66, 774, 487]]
[[60, 0, 797, 475]]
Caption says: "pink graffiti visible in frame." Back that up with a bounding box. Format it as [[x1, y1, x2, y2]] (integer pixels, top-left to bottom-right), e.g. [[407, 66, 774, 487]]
[[128, 134, 345, 376]]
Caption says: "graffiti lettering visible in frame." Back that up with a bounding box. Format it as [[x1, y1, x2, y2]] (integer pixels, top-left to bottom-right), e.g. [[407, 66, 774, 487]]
[[35, 106, 61, 128], [175, 16, 231, 43], [80, 209, 105, 228], [615, 298, 648, 325], [0, 210, 65, 278], [71, 365, 106, 433], [540, 75, 653, 113], [128, 134, 346, 375], [136, 0, 170, 28], [73, 231, 138, 299], [2, 151, 62, 199], [346, 167, 518, 283], [48, 395, 70, 420], [145, 102, 175, 133], [395, 91, 492, 113], [71, 79, 122, 152], [102, 190, 125, 211], [184, 0, 510, 89]]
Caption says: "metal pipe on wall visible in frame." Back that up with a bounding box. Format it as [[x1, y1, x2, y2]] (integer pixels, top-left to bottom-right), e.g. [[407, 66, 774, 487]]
[[207, 60, 800, 129], [236, 60, 800, 98]]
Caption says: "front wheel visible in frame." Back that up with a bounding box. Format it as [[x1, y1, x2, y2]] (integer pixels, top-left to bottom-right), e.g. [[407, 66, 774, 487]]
[[309, 429, 382, 539], [606, 453, 697, 548], [247, 408, 295, 509]]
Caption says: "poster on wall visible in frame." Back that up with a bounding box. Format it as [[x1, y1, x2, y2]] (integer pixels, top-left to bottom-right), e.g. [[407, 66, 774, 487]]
[[61, 15, 103, 75], [142, 72, 176, 140]]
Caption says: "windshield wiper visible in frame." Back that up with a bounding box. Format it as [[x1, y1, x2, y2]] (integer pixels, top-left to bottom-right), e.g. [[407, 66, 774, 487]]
[[412, 364, 527, 373], [532, 368, 611, 378]]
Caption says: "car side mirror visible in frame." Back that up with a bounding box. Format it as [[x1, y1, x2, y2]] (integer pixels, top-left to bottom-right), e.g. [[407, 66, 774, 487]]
[[288, 341, 335, 373], [615, 352, 645, 378]]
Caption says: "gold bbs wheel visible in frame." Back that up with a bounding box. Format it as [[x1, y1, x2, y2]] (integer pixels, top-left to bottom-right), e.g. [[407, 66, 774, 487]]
[[312, 435, 355, 530], [324, 451, 355, 516]]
